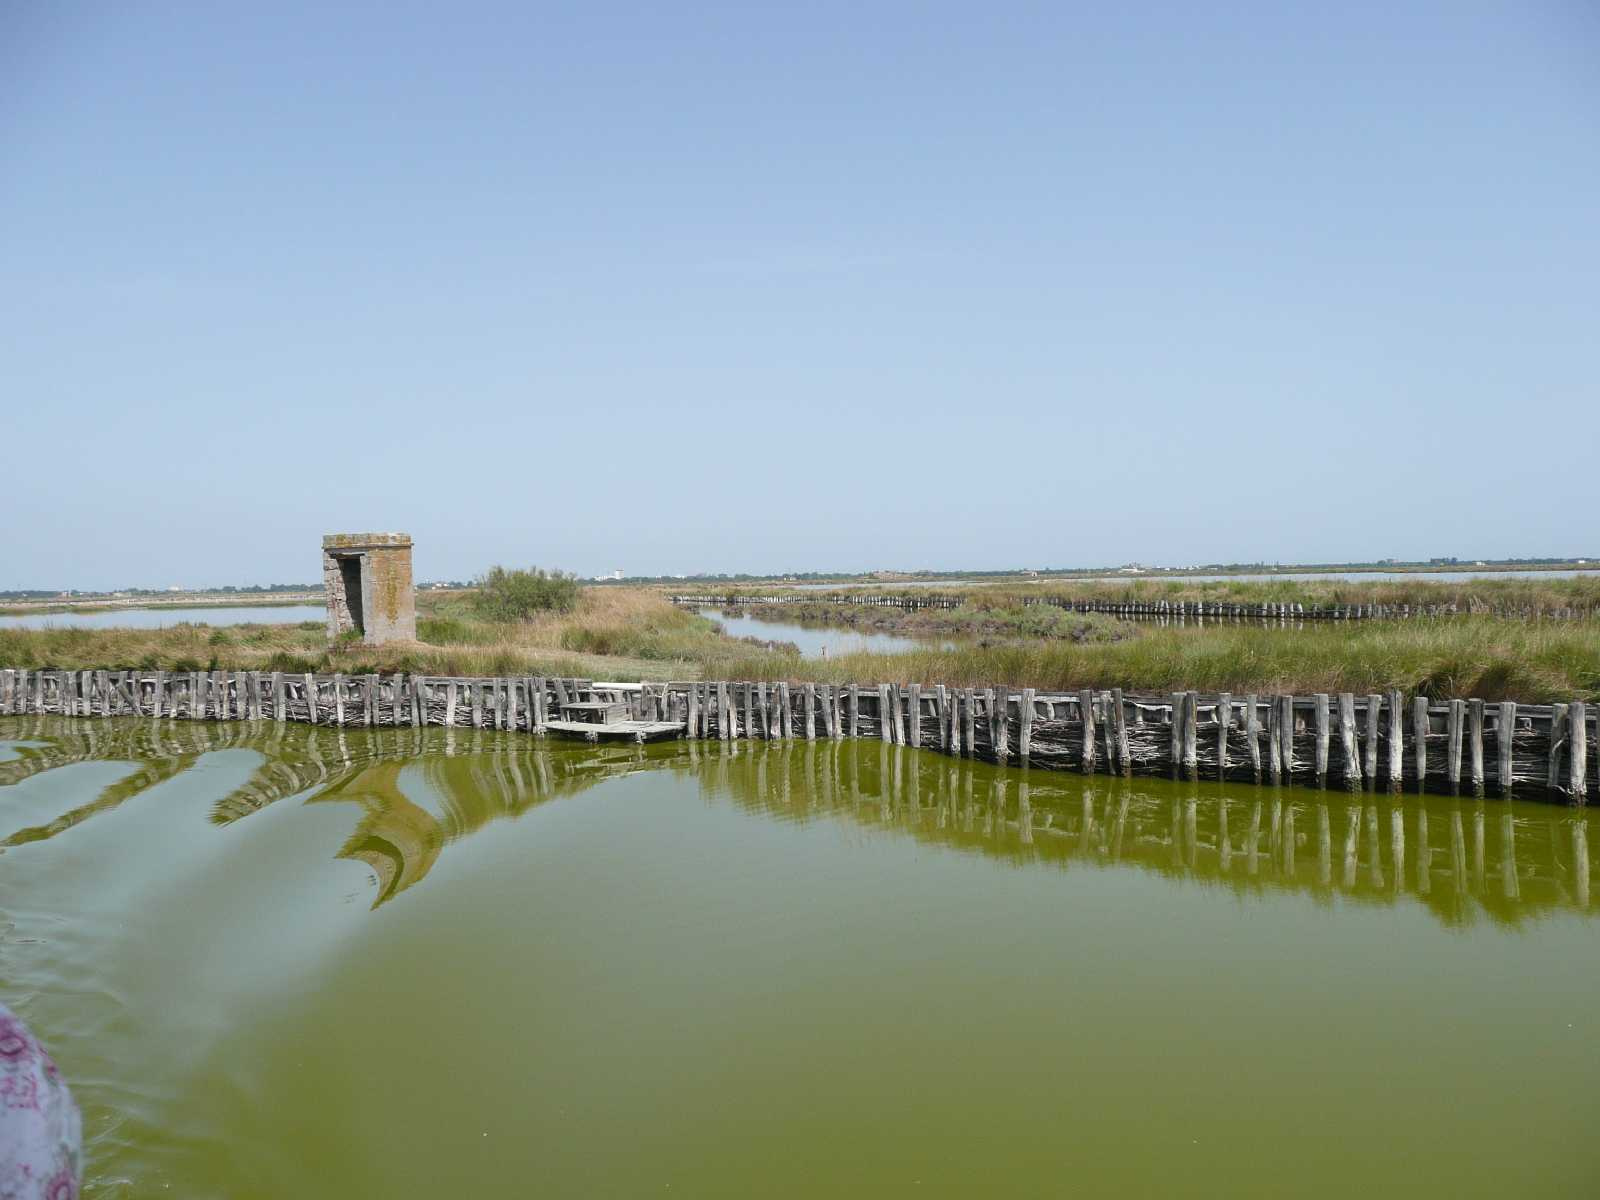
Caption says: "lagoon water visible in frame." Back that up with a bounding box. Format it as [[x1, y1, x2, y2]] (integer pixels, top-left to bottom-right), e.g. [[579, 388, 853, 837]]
[[0, 604, 326, 630], [2, 716, 1598, 1197], [698, 605, 930, 658]]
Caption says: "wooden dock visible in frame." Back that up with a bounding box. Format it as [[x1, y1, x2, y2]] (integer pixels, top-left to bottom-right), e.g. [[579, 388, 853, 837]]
[[1, 667, 1594, 804], [542, 719, 686, 744]]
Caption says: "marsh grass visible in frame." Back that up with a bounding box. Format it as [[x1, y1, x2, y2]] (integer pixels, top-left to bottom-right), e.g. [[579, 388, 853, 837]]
[[705, 616, 1600, 702], [3, 590, 1595, 702], [695, 574, 1600, 616]]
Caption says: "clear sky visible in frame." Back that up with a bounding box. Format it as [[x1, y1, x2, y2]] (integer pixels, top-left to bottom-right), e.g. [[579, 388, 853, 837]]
[[4, 2, 1597, 588]]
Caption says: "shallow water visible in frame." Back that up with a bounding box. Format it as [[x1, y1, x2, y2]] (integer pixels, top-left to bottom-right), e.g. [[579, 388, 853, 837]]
[[2, 716, 1597, 1198], [698, 606, 934, 657], [0, 604, 326, 630]]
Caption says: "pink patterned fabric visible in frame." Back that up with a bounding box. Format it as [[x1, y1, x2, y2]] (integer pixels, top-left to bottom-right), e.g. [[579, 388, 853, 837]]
[[0, 1003, 81, 1200]]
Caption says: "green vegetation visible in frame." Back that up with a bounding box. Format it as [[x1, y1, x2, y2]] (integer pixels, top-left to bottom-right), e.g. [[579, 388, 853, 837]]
[[691, 573, 1600, 618], [2, 588, 1597, 703], [469, 566, 580, 621]]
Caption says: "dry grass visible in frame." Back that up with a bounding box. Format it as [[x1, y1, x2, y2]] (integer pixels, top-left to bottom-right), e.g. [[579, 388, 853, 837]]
[[3, 588, 1597, 702]]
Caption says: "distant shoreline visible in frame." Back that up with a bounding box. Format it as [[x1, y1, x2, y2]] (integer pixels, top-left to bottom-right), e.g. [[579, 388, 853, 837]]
[[0, 592, 324, 616]]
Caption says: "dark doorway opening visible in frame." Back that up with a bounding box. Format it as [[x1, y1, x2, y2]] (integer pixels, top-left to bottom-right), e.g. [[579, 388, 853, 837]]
[[338, 556, 365, 636]]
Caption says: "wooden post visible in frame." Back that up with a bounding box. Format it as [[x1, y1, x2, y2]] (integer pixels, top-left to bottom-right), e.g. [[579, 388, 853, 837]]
[[848, 684, 860, 739], [151, 670, 164, 718], [936, 685, 949, 751], [878, 684, 893, 743], [992, 685, 1008, 760], [1314, 693, 1330, 783], [1279, 695, 1295, 779], [1412, 697, 1429, 791], [1338, 693, 1361, 786], [303, 673, 318, 725], [1216, 692, 1232, 778], [1570, 700, 1588, 802], [1245, 694, 1261, 778], [1447, 699, 1464, 790], [1168, 692, 1183, 768], [894, 684, 908, 745], [1179, 691, 1197, 778], [1019, 687, 1034, 764], [1547, 703, 1569, 794], [1364, 694, 1381, 784], [1079, 689, 1097, 774], [1266, 696, 1282, 782], [365, 673, 378, 727], [1468, 698, 1485, 795], [1387, 690, 1405, 789], [1497, 701, 1516, 795], [908, 683, 921, 749], [756, 682, 770, 739], [778, 681, 791, 739], [963, 687, 976, 757], [1112, 688, 1131, 774]]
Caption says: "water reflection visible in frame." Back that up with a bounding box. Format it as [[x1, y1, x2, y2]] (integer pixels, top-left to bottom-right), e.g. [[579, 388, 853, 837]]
[[2, 716, 1595, 924]]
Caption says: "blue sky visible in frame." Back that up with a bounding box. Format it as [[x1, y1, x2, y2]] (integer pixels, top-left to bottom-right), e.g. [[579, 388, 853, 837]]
[[4, 1, 1597, 587]]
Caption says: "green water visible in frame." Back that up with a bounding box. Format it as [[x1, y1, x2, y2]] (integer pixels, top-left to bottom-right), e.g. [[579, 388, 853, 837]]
[[2, 716, 1597, 1198]]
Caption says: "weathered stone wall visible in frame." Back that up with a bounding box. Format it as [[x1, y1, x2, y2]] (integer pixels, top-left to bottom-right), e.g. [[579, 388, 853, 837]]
[[322, 533, 417, 646]]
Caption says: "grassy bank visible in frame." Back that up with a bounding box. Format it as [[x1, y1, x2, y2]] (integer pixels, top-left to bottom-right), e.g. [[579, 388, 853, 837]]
[[684, 574, 1600, 617], [706, 617, 1600, 703], [1, 589, 1595, 703]]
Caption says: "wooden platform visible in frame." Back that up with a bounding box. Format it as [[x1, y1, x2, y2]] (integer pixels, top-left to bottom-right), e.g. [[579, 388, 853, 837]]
[[542, 719, 686, 744]]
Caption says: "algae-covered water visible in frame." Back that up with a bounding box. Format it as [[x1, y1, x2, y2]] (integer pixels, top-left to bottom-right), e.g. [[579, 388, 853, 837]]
[[2, 716, 1597, 1198]]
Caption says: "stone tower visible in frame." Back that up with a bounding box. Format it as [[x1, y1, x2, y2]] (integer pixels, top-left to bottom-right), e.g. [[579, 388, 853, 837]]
[[322, 533, 417, 645]]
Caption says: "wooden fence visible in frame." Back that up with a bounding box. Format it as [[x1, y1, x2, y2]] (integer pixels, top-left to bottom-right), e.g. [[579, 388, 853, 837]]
[[668, 592, 1600, 623], [1, 666, 1592, 804]]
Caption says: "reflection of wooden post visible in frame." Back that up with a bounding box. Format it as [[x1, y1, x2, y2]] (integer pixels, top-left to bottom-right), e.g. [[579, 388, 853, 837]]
[[1572, 821, 1590, 909], [1468, 804, 1484, 893], [1390, 804, 1405, 895], [1282, 802, 1295, 877], [1500, 811, 1519, 900], [1018, 779, 1032, 845], [1316, 803, 1331, 886], [1219, 800, 1233, 872], [1416, 808, 1431, 895], [1186, 797, 1199, 870], [1342, 804, 1361, 889], [1110, 793, 1129, 861], [1365, 805, 1383, 889], [1246, 802, 1262, 877], [1450, 806, 1467, 895]]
